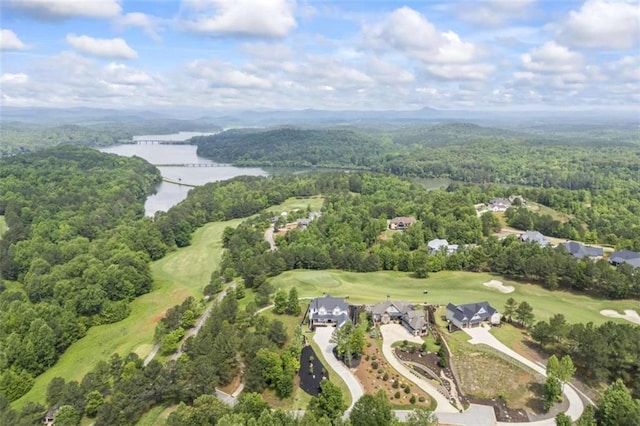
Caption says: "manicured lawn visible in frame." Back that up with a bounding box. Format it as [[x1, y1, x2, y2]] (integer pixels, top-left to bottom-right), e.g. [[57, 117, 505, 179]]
[[13, 219, 243, 409], [266, 196, 325, 214], [259, 302, 307, 340], [269, 270, 640, 325], [0, 215, 6, 238]]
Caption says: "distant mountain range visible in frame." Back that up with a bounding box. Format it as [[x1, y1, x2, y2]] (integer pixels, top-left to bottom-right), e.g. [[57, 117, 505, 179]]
[[2, 106, 638, 128]]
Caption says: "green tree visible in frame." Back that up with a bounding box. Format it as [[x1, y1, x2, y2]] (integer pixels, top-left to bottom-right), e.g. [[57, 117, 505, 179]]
[[515, 301, 535, 328], [84, 390, 104, 418], [504, 297, 517, 322], [597, 379, 640, 426], [543, 376, 562, 412], [576, 405, 597, 426], [286, 287, 301, 316], [54, 405, 80, 426], [555, 412, 572, 426], [235, 392, 270, 420], [308, 379, 346, 421], [558, 355, 576, 388], [404, 408, 438, 426], [350, 390, 397, 426], [274, 289, 288, 314]]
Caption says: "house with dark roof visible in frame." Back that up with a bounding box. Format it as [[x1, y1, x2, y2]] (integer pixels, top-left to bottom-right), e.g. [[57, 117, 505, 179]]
[[561, 241, 603, 259], [308, 295, 350, 329], [43, 404, 61, 426], [445, 302, 500, 329], [427, 238, 459, 254], [609, 250, 640, 269], [389, 216, 417, 231], [519, 230, 551, 247], [370, 300, 427, 336]]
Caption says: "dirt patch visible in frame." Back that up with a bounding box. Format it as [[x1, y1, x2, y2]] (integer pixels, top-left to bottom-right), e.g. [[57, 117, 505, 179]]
[[218, 373, 242, 395], [353, 336, 433, 408], [600, 309, 640, 325], [151, 311, 167, 324], [483, 280, 515, 294]]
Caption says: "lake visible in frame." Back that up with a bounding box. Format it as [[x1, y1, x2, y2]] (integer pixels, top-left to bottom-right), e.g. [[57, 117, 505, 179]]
[[100, 133, 455, 216], [99, 141, 269, 216]]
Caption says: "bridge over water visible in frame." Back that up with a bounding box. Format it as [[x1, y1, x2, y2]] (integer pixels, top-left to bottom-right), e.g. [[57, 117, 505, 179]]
[[119, 139, 193, 145], [153, 163, 231, 167]]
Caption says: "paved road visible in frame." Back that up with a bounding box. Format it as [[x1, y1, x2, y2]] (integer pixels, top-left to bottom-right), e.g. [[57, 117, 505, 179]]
[[264, 225, 277, 251], [379, 325, 462, 415], [464, 325, 585, 425], [313, 326, 364, 415]]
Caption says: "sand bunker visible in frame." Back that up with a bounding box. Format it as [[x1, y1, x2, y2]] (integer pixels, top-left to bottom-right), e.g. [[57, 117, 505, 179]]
[[600, 309, 640, 325], [483, 280, 515, 294]]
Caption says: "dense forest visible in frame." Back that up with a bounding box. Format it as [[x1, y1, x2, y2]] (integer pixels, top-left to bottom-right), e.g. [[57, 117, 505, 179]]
[[0, 118, 221, 157], [194, 125, 640, 249], [0, 146, 164, 402], [217, 173, 640, 301]]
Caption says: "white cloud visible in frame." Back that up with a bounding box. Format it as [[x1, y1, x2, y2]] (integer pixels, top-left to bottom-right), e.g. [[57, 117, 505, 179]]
[[559, 0, 640, 49], [10, 0, 121, 19], [66, 34, 138, 59], [366, 57, 415, 84], [104, 63, 153, 85], [521, 41, 584, 73], [114, 12, 162, 41], [187, 60, 272, 89], [1, 73, 29, 84], [362, 7, 492, 80], [179, 0, 297, 38], [458, 0, 538, 26], [0, 28, 28, 50]]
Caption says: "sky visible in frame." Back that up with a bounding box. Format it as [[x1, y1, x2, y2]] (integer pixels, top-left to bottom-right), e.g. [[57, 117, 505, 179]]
[[1, 0, 639, 111]]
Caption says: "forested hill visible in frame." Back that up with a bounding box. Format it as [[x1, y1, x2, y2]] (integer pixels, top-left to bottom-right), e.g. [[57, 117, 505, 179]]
[[194, 127, 389, 168], [0, 146, 165, 402]]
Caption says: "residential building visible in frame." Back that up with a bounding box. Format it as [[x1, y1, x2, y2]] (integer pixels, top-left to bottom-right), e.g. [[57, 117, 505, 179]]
[[308, 295, 350, 329], [519, 230, 551, 247], [389, 216, 417, 231], [370, 300, 427, 336], [560, 241, 603, 259], [488, 197, 512, 212], [445, 302, 500, 329], [609, 250, 640, 269], [427, 238, 459, 254]]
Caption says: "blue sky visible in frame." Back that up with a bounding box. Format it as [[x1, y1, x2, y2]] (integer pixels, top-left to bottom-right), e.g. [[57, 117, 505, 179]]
[[1, 0, 638, 110]]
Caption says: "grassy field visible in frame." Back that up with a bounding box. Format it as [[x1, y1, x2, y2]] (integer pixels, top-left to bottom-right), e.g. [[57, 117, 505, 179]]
[[14, 219, 243, 408], [270, 270, 640, 325], [266, 196, 325, 214], [136, 405, 178, 426], [0, 215, 6, 238]]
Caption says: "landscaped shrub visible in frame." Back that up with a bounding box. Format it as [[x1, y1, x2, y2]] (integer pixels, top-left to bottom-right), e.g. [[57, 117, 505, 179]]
[[371, 361, 379, 369], [421, 342, 427, 352], [365, 354, 370, 361], [404, 385, 411, 394], [394, 391, 401, 399], [392, 380, 399, 389], [418, 396, 426, 402], [367, 342, 372, 347], [410, 395, 416, 404], [383, 372, 389, 381], [377, 368, 383, 374], [372, 354, 377, 361]]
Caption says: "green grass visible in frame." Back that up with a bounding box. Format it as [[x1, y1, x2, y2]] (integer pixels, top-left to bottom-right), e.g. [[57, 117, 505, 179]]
[[0, 215, 7, 238], [136, 405, 178, 426], [259, 303, 306, 340], [266, 196, 325, 214], [13, 219, 243, 409], [270, 270, 640, 325]]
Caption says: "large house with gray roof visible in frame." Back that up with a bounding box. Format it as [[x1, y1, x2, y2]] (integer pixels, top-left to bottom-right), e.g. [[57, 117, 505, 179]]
[[519, 230, 551, 247], [308, 295, 351, 329], [609, 250, 640, 269], [427, 238, 459, 254], [445, 301, 501, 329], [370, 300, 428, 336], [561, 241, 603, 259]]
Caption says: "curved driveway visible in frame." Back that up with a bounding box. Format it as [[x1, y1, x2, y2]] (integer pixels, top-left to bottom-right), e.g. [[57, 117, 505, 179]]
[[464, 325, 585, 425], [313, 326, 364, 415], [380, 325, 464, 415]]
